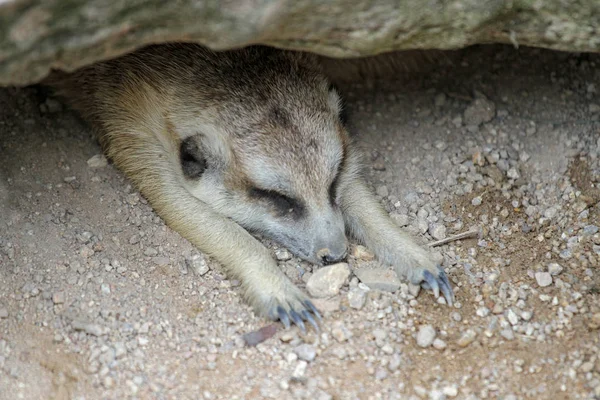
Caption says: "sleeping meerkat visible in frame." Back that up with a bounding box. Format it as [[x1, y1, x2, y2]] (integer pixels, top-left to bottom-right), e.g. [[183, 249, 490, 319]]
[[46, 43, 453, 330]]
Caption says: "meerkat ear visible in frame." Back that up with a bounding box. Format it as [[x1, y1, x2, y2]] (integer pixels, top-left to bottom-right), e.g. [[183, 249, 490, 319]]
[[328, 83, 348, 125], [180, 135, 207, 179]]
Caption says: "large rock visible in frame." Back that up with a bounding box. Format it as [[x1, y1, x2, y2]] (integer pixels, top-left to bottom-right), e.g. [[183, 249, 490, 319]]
[[1, 0, 599, 86]]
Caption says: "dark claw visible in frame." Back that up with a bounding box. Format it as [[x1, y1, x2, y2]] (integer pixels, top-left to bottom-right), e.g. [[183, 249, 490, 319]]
[[289, 310, 306, 333], [422, 270, 440, 298], [277, 306, 291, 329], [437, 267, 454, 306], [304, 300, 322, 322], [302, 310, 319, 333]]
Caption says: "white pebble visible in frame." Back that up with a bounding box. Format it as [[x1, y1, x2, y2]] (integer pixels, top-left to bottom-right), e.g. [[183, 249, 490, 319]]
[[416, 325, 436, 348]]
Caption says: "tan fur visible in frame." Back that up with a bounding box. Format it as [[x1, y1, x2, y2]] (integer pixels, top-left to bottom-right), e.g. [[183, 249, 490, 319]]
[[44, 43, 452, 325]]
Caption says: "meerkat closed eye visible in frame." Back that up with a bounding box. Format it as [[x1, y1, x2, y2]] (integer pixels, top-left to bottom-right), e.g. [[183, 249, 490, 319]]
[[45, 43, 453, 330]]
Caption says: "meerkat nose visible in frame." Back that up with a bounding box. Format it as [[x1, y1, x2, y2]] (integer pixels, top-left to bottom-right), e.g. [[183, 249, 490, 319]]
[[317, 246, 347, 265]]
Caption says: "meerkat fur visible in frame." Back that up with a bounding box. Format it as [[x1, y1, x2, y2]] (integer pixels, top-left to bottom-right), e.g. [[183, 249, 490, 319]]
[[46, 43, 453, 329]]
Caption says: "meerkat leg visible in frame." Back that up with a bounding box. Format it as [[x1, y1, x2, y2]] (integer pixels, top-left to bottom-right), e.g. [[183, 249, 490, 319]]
[[105, 138, 320, 331], [156, 186, 319, 329], [340, 175, 454, 305]]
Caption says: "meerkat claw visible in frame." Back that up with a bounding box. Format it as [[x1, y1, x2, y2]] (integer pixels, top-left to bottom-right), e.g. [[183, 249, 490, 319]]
[[302, 310, 320, 333], [437, 267, 454, 306], [289, 310, 306, 333], [304, 300, 322, 321], [421, 268, 454, 306]]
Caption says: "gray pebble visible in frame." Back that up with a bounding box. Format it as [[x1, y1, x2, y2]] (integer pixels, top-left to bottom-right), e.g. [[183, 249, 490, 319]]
[[547, 263, 563, 276], [294, 344, 316, 362], [0, 308, 8, 319], [390, 213, 410, 227], [72, 320, 107, 336], [432, 338, 447, 350], [535, 272, 553, 287], [500, 328, 515, 340], [354, 268, 401, 292], [456, 329, 477, 347], [87, 154, 108, 169], [52, 291, 65, 304], [507, 309, 520, 325], [428, 223, 447, 240], [275, 249, 292, 261], [347, 287, 368, 310], [376, 185, 389, 198], [306, 263, 350, 298], [416, 325, 436, 348], [187, 255, 209, 276]]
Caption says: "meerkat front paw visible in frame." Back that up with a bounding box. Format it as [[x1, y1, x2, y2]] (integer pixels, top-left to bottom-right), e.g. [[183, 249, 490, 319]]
[[247, 275, 321, 332], [397, 249, 454, 306]]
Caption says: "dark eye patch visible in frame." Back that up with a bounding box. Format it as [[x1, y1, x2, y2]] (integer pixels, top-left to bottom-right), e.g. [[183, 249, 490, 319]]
[[180, 136, 207, 180], [248, 187, 305, 219]]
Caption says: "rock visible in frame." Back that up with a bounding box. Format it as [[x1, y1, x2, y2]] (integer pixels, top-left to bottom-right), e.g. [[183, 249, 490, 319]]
[[306, 263, 350, 298], [535, 272, 553, 287], [187, 255, 209, 276], [275, 249, 292, 261], [432, 338, 447, 350], [547, 263, 563, 276], [292, 361, 308, 380], [310, 297, 341, 313], [0, 308, 8, 319], [3, 1, 600, 86], [390, 213, 410, 227], [354, 268, 401, 292], [349, 245, 374, 261], [294, 344, 317, 362], [71, 320, 107, 336], [347, 287, 368, 310], [588, 313, 600, 330], [52, 291, 65, 304], [463, 95, 495, 126], [428, 223, 446, 240], [456, 329, 477, 347], [376, 185, 389, 197], [416, 325, 436, 348], [407, 283, 421, 297], [506, 309, 520, 325], [87, 154, 108, 168], [500, 328, 515, 340], [242, 325, 278, 347]]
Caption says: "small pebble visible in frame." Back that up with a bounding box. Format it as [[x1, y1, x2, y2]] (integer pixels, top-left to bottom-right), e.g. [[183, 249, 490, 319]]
[[294, 344, 317, 362], [456, 329, 477, 347], [547, 263, 563, 276], [306, 263, 350, 298], [347, 287, 368, 310], [535, 272, 553, 287], [429, 223, 447, 240], [416, 325, 436, 348], [354, 268, 401, 292], [87, 154, 108, 168]]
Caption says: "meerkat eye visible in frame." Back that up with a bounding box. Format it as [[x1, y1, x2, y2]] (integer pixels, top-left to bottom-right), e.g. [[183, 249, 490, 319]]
[[248, 188, 305, 218], [180, 136, 207, 180]]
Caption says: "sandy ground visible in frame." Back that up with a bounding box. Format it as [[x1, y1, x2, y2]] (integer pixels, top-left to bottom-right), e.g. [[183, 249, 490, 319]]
[[0, 44, 599, 400]]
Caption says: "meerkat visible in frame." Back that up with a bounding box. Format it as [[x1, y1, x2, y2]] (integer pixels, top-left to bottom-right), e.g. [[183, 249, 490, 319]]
[[45, 43, 453, 330]]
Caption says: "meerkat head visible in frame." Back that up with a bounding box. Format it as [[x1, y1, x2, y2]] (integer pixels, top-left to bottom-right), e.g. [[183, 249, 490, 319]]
[[175, 48, 353, 265]]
